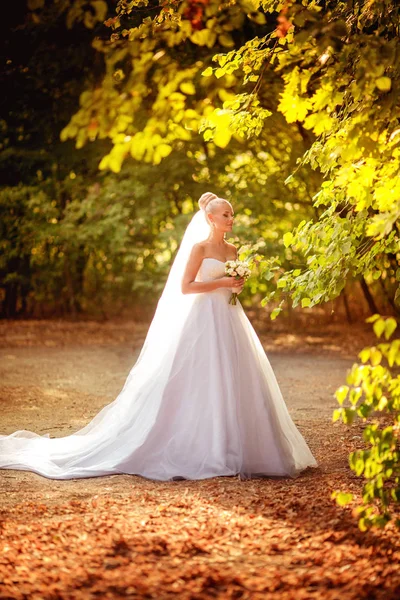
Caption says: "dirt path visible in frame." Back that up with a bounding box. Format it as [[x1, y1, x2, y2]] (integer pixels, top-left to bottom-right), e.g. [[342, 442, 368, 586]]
[[0, 319, 398, 599]]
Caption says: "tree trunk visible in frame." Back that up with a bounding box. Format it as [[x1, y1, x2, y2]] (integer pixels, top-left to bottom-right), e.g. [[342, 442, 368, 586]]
[[2, 282, 18, 318], [378, 278, 400, 315], [64, 256, 78, 318], [342, 287, 352, 324], [360, 277, 379, 315]]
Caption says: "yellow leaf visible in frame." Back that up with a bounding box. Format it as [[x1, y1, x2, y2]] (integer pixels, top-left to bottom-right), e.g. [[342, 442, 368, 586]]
[[157, 143, 172, 158], [130, 139, 146, 161], [98, 155, 109, 170], [335, 385, 349, 405], [375, 76, 391, 91], [278, 92, 311, 123], [213, 128, 232, 148], [190, 29, 216, 48], [283, 232, 293, 247], [370, 347, 382, 366], [109, 156, 122, 173], [179, 82, 196, 95], [310, 86, 333, 111], [202, 67, 213, 77], [384, 317, 397, 340], [218, 33, 235, 48]]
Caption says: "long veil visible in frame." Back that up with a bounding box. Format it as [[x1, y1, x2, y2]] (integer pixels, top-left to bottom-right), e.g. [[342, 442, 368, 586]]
[[0, 209, 211, 479]]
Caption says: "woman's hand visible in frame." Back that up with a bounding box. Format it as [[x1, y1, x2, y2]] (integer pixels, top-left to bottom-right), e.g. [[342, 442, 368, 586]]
[[218, 276, 245, 289]]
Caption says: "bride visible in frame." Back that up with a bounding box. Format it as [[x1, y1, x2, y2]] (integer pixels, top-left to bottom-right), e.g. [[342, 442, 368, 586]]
[[0, 192, 317, 481]]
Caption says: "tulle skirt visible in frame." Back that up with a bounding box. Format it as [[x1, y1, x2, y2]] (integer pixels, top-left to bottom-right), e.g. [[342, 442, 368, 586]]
[[0, 287, 317, 480]]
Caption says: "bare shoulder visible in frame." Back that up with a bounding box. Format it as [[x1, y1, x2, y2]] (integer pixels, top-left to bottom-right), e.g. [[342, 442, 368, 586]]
[[226, 242, 238, 259], [189, 242, 206, 258]]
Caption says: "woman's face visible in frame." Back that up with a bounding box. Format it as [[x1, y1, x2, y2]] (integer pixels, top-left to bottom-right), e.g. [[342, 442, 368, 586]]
[[209, 201, 235, 233]]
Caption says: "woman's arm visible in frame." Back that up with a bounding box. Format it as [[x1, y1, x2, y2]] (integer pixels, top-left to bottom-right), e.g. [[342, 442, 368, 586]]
[[181, 244, 244, 295]]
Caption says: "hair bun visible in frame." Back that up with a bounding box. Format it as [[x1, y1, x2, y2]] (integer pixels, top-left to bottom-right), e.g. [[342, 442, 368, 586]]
[[198, 192, 217, 211]]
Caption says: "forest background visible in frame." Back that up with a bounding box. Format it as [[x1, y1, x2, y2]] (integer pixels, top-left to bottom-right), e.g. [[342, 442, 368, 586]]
[[1, 0, 400, 531], [1, 0, 398, 323]]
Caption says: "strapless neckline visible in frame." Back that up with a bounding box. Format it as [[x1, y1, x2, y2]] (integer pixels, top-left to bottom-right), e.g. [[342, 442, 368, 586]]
[[202, 258, 227, 265]]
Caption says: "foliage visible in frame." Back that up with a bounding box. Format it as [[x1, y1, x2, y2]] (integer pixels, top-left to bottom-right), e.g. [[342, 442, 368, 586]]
[[0, 1, 115, 316], [0, 178, 138, 316], [2, 0, 323, 317], [0, 155, 227, 317], [60, 0, 274, 170], [27, 0, 109, 29], [61, 0, 399, 315], [269, 207, 399, 314], [332, 315, 400, 530], [259, 1, 400, 315], [3, 0, 399, 318]]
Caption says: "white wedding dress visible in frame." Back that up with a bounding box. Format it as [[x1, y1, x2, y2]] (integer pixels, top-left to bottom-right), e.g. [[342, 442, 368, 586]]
[[0, 256, 317, 481]]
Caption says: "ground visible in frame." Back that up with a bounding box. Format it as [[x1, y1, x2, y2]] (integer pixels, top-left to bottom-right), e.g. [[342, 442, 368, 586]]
[[0, 318, 399, 599]]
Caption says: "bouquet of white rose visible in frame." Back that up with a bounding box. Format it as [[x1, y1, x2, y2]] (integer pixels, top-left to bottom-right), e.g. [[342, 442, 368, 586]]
[[225, 259, 251, 305]]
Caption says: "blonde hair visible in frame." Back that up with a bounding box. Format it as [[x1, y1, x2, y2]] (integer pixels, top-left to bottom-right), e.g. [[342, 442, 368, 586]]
[[198, 192, 217, 211], [198, 192, 230, 214]]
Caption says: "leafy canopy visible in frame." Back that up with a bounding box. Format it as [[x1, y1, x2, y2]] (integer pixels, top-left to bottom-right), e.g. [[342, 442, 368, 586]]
[[62, 0, 399, 313]]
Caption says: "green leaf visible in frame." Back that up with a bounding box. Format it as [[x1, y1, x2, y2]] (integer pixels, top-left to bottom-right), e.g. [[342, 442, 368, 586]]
[[343, 407, 356, 424], [270, 307, 282, 320], [301, 297, 311, 308]]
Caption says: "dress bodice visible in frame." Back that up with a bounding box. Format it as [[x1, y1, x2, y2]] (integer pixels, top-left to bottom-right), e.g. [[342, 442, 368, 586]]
[[196, 258, 232, 300], [196, 258, 226, 282]]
